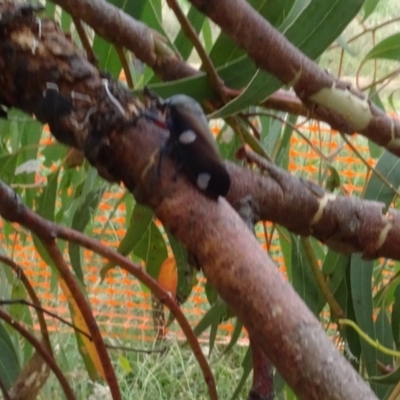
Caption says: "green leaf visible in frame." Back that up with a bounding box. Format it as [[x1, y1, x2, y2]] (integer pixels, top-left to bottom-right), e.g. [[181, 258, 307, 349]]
[[145, 55, 261, 103], [341, 268, 361, 370], [364, 33, 400, 62], [173, 6, 205, 60], [41, 144, 67, 167], [290, 234, 321, 314], [69, 186, 105, 282], [210, 0, 295, 67], [121, 0, 164, 35], [211, 0, 364, 118], [0, 153, 19, 185], [362, 0, 381, 21], [368, 87, 384, 159], [60, 8, 72, 31], [193, 300, 228, 337], [10, 285, 32, 330], [275, 114, 298, 168], [165, 231, 196, 305], [100, 203, 153, 280], [0, 322, 20, 390], [392, 284, 400, 348], [134, 220, 168, 281], [93, 36, 121, 79], [350, 255, 377, 378], [222, 318, 243, 355], [278, 0, 310, 33], [210, 72, 281, 119], [118, 355, 132, 374], [230, 346, 252, 400], [363, 150, 400, 210], [323, 164, 339, 191], [37, 170, 60, 221], [74, 325, 99, 380], [374, 309, 394, 368], [202, 19, 213, 53], [318, 250, 349, 313], [369, 364, 400, 384]]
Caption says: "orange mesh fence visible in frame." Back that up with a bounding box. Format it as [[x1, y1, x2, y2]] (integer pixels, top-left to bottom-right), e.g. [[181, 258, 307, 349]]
[[0, 122, 395, 345]]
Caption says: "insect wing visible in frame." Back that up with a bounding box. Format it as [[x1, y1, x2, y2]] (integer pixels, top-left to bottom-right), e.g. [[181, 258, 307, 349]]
[[174, 128, 230, 198]]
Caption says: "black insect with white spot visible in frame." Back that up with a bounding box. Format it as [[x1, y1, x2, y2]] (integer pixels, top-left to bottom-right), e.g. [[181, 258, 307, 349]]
[[159, 95, 230, 199]]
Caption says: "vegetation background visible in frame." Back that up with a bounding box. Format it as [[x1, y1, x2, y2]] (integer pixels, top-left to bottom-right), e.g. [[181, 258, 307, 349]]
[[2, 0, 400, 399]]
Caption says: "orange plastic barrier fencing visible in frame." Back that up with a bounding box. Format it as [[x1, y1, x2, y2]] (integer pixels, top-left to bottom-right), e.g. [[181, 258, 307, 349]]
[[0, 122, 393, 345]]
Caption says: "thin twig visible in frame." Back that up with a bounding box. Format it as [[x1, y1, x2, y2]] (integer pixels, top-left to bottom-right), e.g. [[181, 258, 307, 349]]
[[41, 239, 121, 400], [0, 179, 218, 400], [166, 0, 228, 102], [0, 299, 166, 354], [116, 46, 134, 89], [361, 67, 400, 92], [71, 16, 97, 66], [339, 318, 400, 357], [329, 17, 400, 50]]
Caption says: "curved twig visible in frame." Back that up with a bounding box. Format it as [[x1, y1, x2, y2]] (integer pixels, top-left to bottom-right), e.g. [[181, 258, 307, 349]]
[[40, 239, 121, 400]]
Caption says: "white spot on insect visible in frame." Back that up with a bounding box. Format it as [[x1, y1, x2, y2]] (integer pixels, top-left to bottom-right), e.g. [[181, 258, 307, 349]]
[[178, 130, 197, 144], [197, 173, 211, 190], [43, 82, 59, 97]]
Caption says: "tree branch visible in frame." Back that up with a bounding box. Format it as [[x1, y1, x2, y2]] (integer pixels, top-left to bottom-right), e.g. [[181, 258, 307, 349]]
[[0, 5, 381, 398], [187, 0, 400, 158]]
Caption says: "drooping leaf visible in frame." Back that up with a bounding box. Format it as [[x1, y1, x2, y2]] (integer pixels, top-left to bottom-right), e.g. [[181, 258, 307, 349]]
[[211, 0, 364, 118], [230, 346, 252, 400], [165, 230, 197, 305], [0, 322, 20, 390], [69, 186, 105, 283], [364, 33, 400, 62], [362, 0, 382, 21], [350, 254, 382, 396], [58, 278, 104, 381], [391, 284, 400, 348], [193, 300, 229, 338], [363, 150, 400, 210], [100, 203, 153, 280], [134, 219, 168, 282], [290, 234, 321, 314]]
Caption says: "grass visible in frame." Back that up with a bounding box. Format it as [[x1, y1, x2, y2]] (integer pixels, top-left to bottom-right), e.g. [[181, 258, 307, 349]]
[[40, 336, 250, 400]]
